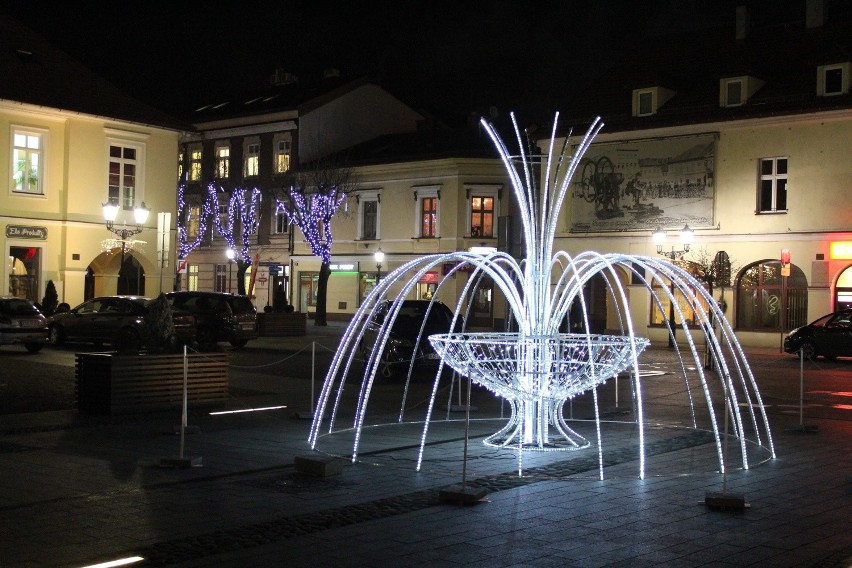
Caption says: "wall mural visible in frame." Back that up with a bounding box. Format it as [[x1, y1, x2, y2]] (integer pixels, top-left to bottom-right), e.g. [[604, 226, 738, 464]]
[[569, 132, 718, 232]]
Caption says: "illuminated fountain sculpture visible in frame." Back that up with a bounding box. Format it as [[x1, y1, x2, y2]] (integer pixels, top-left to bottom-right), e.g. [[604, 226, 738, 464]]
[[308, 113, 775, 479]]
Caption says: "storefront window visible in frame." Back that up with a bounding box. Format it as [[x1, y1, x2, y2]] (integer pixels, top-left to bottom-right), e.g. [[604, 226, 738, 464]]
[[8, 246, 40, 301], [300, 272, 319, 309], [736, 260, 807, 330], [649, 261, 707, 328]]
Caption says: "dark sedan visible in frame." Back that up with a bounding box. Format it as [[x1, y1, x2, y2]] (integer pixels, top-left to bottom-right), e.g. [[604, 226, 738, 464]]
[[784, 309, 852, 360], [48, 296, 195, 352], [0, 297, 48, 353], [359, 299, 460, 378]]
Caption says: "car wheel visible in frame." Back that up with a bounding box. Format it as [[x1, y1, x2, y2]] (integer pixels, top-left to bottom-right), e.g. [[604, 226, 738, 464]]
[[48, 325, 65, 347], [24, 342, 44, 353], [800, 340, 818, 360], [115, 328, 141, 354], [229, 338, 248, 348]]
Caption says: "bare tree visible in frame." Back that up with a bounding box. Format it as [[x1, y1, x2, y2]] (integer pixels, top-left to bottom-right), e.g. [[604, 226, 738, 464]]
[[274, 160, 358, 325]]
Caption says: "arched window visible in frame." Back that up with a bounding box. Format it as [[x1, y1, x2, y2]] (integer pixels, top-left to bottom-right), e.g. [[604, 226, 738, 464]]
[[649, 260, 708, 328], [736, 260, 807, 331]]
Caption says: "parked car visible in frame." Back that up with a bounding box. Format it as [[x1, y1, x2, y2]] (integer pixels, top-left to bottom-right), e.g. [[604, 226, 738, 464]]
[[47, 295, 195, 352], [784, 308, 852, 360], [359, 299, 461, 378], [0, 296, 49, 353], [165, 291, 258, 348]]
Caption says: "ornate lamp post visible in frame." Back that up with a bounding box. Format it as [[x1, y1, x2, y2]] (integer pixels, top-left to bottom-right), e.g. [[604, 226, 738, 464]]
[[103, 200, 149, 292], [374, 248, 385, 284], [652, 224, 693, 346]]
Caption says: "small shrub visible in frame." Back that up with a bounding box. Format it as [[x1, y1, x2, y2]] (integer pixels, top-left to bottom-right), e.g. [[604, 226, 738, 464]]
[[143, 293, 178, 353]]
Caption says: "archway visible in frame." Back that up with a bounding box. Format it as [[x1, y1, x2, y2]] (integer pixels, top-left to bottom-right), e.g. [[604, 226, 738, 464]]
[[736, 259, 807, 331], [87, 251, 149, 297], [834, 264, 852, 310]]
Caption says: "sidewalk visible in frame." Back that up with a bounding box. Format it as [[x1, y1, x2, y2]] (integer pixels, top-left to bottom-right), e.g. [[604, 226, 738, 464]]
[[1, 326, 851, 567]]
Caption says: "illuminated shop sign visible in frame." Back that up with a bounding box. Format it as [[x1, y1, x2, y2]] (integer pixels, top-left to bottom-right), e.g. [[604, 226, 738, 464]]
[[830, 242, 852, 260]]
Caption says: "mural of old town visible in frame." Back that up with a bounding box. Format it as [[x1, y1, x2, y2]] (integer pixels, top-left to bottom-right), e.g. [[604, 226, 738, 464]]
[[569, 133, 717, 232]]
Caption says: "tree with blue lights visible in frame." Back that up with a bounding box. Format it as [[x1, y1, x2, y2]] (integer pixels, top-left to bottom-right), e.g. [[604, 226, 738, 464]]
[[275, 163, 357, 325], [212, 185, 262, 295]]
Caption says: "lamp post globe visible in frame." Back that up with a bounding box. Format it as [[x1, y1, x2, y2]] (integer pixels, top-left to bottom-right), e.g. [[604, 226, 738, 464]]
[[374, 248, 385, 283]]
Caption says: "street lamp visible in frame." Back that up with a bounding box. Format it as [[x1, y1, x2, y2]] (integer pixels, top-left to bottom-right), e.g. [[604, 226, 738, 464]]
[[652, 224, 693, 347], [374, 248, 385, 284], [103, 200, 149, 292], [226, 248, 236, 293]]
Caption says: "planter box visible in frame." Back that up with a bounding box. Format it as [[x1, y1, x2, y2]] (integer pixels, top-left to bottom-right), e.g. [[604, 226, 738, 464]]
[[257, 312, 307, 336], [75, 352, 229, 415]]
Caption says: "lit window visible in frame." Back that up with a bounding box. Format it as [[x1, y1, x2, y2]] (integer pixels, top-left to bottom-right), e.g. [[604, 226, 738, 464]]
[[470, 196, 494, 238], [177, 150, 184, 182], [215, 145, 230, 179], [736, 260, 807, 330], [187, 265, 199, 291], [186, 205, 201, 239], [274, 139, 291, 174], [108, 143, 138, 210], [12, 129, 44, 195], [189, 147, 202, 181], [245, 142, 260, 177], [649, 262, 707, 328], [758, 157, 787, 213], [421, 197, 437, 237]]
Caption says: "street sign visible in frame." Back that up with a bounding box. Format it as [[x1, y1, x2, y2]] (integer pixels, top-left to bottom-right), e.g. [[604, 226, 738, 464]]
[[176, 259, 188, 274]]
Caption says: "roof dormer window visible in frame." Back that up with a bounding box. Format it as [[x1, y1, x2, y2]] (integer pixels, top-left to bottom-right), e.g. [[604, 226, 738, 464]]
[[818, 62, 850, 96], [632, 86, 675, 117], [720, 75, 765, 107]]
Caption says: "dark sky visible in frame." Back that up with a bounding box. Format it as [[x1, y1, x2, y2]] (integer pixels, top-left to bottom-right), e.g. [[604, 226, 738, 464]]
[[5, 1, 751, 123]]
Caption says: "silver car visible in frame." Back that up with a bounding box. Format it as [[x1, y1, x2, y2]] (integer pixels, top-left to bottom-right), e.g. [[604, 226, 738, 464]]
[[0, 297, 49, 353]]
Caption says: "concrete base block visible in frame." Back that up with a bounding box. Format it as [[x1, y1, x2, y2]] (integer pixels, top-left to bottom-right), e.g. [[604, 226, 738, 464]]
[[705, 491, 747, 511], [159, 456, 202, 468], [294, 454, 343, 477], [439, 484, 488, 505]]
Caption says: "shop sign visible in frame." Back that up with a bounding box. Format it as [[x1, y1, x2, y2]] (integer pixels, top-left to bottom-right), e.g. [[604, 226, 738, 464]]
[[419, 271, 440, 284], [830, 242, 852, 260], [5, 225, 47, 240]]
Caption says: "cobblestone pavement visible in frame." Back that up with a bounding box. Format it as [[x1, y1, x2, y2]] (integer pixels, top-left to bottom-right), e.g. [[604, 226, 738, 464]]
[[0, 328, 850, 567]]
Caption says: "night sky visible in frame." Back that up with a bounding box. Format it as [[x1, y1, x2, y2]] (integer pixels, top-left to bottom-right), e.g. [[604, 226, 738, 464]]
[[5, 1, 760, 123]]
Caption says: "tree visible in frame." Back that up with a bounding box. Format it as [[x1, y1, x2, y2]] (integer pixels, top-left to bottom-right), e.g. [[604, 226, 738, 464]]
[[142, 293, 178, 353], [274, 161, 357, 326], [211, 185, 262, 296]]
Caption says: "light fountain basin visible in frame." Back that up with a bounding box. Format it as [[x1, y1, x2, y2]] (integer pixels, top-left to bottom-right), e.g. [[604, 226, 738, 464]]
[[429, 332, 650, 402]]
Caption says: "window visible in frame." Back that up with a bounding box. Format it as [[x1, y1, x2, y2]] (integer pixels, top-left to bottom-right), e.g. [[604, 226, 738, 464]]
[[758, 157, 787, 213], [245, 141, 260, 177], [187, 265, 199, 291], [725, 80, 743, 106], [357, 191, 381, 240], [274, 208, 289, 234], [215, 264, 228, 293], [177, 150, 184, 182], [108, 143, 138, 210], [189, 146, 202, 181], [12, 128, 44, 195], [736, 260, 807, 331], [649, 262, 708, 329], [414, 185, 440, 238], [274, 138, 291, 174], [215, 144, 230, 179], [818, 62, 849, 96], [186, 205, 201, 240], [470, 196, 494, 238], [421, 197, 437, 237], [637, 91, 654, 116]]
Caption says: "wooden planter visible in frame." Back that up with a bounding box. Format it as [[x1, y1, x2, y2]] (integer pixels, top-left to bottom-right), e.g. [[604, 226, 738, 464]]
[[257, 312, 307, 336], [75, 352, 229, 415]]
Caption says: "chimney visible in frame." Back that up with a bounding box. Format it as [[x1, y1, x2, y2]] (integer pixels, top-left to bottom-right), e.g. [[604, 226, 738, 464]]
[[735, 5, 750, 40], [806, 0, 825, 29]]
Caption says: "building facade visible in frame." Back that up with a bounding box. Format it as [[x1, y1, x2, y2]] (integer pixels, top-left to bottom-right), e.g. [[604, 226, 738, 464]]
[[547, 0, 852, 347], [1, 16, 185, 309]]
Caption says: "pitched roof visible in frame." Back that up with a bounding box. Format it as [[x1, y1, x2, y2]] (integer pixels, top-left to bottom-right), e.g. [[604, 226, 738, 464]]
[[561, 5, 852, 134], [0, 15, 189, 130]]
